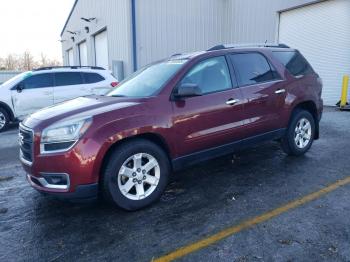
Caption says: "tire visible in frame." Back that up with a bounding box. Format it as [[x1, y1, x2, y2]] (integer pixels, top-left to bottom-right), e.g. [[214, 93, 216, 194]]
[[0, 107, 10, 132], [281, 109, 315, 156], [102, 139, 170, 211]]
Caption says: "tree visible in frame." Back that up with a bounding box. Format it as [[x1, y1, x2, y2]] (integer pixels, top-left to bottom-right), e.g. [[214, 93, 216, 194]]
[[0, 57, 4, 70], [3, 54, 19, 70], [39, 53, 62, 68], [0, 52, 62, 71], [20, 51, 37, 71]]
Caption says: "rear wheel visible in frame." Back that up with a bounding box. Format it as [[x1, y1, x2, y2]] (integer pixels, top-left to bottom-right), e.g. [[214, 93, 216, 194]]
[[102, 139, 170, 210], [0, 108, 10, 132], [281, 109, 315, 156]]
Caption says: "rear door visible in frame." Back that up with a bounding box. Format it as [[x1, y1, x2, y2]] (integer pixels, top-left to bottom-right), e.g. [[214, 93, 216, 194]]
[[229, 52, 286, 137], [53, 72, 90, 104], [172, 55, 246, 157], [11, 73, 54, 118]]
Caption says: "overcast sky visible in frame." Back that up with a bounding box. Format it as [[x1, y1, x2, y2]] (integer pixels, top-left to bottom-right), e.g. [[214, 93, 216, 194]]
[[0, 0, 75, 62]]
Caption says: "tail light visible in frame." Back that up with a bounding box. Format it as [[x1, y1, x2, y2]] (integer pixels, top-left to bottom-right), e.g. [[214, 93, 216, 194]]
[[111, 82, 119, 87]]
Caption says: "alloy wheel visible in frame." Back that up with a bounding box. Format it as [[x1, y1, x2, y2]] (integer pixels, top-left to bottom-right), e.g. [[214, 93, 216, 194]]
[[294, 117, 312, 149], [117, 153, 160, 200]]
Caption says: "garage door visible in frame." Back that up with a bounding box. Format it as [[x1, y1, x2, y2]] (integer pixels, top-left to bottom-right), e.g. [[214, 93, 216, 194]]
[[279, 0, 350, 106], [94, 30, 109, 69], [79, 41, 88, 66]]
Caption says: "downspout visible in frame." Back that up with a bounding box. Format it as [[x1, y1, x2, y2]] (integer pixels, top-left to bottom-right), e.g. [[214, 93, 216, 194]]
[[131, 0, 137, 71]]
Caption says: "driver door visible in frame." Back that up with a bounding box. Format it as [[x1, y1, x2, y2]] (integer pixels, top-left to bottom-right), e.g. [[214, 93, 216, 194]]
[[11, 73, 54, 119]]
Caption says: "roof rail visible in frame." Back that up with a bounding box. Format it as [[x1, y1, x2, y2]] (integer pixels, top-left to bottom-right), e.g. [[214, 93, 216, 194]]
[[33, 66, 105, 71], [207, 43, 290, 51]]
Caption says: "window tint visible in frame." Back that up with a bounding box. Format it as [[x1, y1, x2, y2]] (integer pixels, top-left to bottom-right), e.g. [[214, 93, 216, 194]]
[[21, 73, 53, 89], [55, 72, 83, 86], [272, 51, 314, 77], [230, 53, 279, 86], [83, 73, 105, 84], [181, 56, 232, 94]]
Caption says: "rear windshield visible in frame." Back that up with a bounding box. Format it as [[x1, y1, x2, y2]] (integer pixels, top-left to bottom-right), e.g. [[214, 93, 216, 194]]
[[272, 51, 314, 77], [107, 60, 187, 97]]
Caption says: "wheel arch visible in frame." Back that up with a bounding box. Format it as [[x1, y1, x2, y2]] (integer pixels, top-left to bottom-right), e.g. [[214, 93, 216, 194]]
[[0, 101, 15, 121], [291, 100, 319, 139], [98, 132, 173, 181]]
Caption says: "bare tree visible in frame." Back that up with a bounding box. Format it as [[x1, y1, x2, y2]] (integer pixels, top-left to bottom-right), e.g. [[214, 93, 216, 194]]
[[39, 53, 48, 67], [0, 52, 62, 71], [45, 58, 61, 67], [39, 53, 62, 68], [3, 54, 19, 70], [0, 57, 4, 70], [20, 51, 37, 71]]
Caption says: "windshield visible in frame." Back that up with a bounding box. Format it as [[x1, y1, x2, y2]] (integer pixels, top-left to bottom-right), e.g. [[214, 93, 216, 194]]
[[1, 71, 32, 87], [107, 59, 187, 97]]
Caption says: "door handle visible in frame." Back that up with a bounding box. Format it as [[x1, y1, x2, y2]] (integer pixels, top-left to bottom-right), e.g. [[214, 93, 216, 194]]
[[275, 89, 286, 94], [226, 98, 239, 105]]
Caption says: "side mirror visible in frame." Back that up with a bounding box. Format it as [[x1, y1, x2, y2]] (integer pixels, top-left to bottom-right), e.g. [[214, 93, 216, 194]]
[[16, 83, 24, 93], [175, 83, 202, 98]]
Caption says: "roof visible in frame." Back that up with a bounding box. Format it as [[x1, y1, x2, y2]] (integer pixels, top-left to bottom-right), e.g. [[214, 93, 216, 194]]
[[60, 0, 79, 37]]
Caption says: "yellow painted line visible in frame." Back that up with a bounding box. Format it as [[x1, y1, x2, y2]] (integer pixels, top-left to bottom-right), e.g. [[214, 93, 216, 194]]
[[154, 176, 350, 262]]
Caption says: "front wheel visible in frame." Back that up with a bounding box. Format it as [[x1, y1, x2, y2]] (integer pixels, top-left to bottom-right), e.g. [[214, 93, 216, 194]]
[[0, 108, 10, 132], [102, 139, 170, 210], [281, 109, 315, 156]]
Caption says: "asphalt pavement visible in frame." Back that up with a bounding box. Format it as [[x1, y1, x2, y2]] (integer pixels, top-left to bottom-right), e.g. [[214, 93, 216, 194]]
[[0, 108, 349, 262]]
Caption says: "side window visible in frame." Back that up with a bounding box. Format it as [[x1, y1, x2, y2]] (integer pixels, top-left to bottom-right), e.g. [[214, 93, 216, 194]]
[[230, 53, 280, 86], [272, 51, 314, 77], [55, 72, 83, 86], [20, 74, 53, 89], [83, 73, 105, 84], [181, 56, 232, 94]]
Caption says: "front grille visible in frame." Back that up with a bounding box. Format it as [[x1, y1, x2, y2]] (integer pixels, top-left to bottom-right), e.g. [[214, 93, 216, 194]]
[[19, 124, 34, 165]]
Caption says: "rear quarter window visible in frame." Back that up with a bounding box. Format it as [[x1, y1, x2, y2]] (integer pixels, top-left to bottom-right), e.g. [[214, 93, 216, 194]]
[[272, 51, 314, 77], [83, 73, 105, 84]]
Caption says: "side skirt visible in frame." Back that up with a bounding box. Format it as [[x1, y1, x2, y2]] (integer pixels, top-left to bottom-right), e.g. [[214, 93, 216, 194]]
[[172, 128, 286, 171]]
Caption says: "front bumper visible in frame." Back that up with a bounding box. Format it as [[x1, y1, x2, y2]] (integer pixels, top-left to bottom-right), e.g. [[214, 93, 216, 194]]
[[27, 174, 98, 200], [19, 122, 103, 200]]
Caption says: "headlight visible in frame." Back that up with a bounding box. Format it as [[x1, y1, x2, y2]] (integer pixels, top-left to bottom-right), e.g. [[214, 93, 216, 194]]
[[40, 117, 92, 153]]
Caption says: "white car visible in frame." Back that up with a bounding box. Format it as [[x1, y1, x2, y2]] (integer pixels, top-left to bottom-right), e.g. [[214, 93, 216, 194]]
[[0, 66, 119, 131]]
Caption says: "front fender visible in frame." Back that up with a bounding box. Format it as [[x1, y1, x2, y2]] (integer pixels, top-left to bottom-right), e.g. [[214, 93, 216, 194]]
[[89, 114, 174, 181]]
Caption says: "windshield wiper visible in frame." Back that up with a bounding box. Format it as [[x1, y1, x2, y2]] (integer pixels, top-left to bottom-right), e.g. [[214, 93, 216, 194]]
[[111, 95, 126, 97]]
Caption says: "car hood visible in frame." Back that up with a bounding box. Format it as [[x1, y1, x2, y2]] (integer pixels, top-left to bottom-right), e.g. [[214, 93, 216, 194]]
[[24, 95, 142, 126]]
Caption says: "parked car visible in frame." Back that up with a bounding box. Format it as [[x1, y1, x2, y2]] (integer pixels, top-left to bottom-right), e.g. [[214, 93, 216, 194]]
[[19, 44, 323, 210], [0, 66, 118, 131]]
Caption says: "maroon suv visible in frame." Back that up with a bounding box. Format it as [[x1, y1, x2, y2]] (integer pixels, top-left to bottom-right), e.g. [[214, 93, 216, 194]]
[[20, 45, 323, 210]]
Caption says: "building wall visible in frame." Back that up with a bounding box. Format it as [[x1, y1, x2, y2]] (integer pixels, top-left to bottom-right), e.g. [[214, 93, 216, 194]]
[[61, 0, 134, 76], [135, 0, 321, 67], [61, 0, 322, 74], [135, 0, 227, 68], [224, 0, 321, 44]]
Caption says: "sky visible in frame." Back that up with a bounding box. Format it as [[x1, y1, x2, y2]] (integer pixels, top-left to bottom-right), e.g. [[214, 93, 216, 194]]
[[0, 0, 75, 62]]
